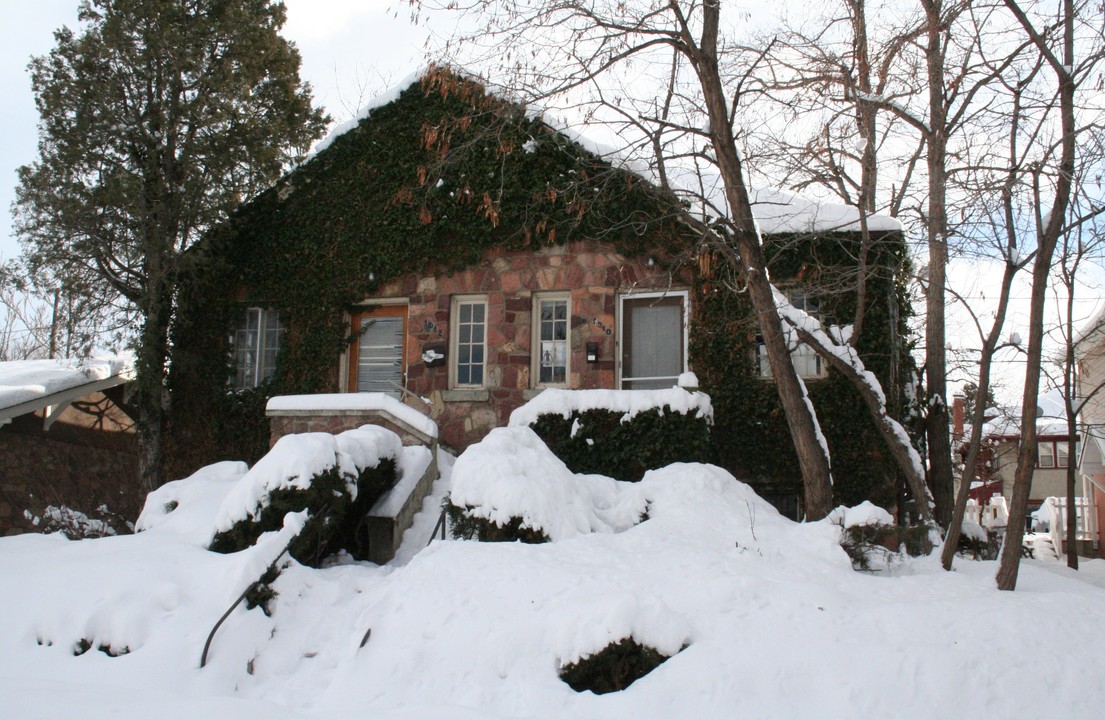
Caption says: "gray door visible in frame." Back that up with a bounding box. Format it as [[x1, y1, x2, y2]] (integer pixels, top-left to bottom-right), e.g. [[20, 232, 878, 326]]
[[355, 314, 405, 395], [621, 295, 685, 389]]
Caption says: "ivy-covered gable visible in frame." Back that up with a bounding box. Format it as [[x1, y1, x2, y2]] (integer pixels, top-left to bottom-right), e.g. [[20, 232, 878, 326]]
[[166, 67, 692, 474]]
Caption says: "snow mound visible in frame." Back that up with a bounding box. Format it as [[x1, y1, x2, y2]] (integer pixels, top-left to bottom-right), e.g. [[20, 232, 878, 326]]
[[509, 387, 713, 427], [828, 500, 895, 529], [449, 426, 647, 540]]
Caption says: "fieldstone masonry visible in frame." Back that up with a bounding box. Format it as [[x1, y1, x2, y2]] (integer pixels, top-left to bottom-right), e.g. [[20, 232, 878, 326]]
[[365, 240, 685, 450]]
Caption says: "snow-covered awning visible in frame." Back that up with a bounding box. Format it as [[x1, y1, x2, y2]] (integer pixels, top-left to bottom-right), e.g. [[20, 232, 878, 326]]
[[0, 357, 135, 429]]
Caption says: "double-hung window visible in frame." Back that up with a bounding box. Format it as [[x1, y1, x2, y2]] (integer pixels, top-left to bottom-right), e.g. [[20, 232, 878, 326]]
[[231, 307, 285, 389], [1038, 441, 1056, 468], [451, 296, 487, 387], [533, 294, 570, 387]]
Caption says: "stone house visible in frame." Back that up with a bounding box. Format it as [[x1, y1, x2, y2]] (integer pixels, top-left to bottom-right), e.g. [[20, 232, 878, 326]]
[[167, 67, 913, 517]]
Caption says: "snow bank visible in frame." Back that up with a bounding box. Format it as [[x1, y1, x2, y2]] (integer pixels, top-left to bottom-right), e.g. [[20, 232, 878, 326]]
[[0, 356, 133, 410], [3, 434, 1105, 719], [508, 387, 713, 427]]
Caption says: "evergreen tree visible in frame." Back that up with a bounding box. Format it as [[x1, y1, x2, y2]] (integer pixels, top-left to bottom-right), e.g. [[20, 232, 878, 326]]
[[13, 0, 328, 491]]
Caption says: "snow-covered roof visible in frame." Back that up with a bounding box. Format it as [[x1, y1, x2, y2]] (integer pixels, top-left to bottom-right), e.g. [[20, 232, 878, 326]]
[[1074, 300, 1105, 359], [983, 389, 1071, 438], [0, 356, 134, 426], [309, 67, 901, 237]]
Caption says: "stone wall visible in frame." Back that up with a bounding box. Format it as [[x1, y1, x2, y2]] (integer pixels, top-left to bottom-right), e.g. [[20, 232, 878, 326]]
[[365, 240, 686, 450], [268, 411, 435, 449], [0, 426, 139, 537]]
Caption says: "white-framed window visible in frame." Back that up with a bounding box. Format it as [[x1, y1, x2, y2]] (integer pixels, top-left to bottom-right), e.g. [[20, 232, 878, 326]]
[[451, 295, 487, 388], [618, 290, 689, 390], [1038, 441, 1056, 468], [1056, 441, 1069, 468], [756, 341, 826, 380], [533, 293, 570, 387], [231, 307, 285, 389], [755, 287, 827, 380]]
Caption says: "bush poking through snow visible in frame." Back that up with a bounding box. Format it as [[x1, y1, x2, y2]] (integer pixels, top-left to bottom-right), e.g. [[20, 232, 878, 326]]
[[526, 406, 714, 482], [446, 427, 650, 543], [444, 498, 551, 543], [24, 505, 133, 539], [72, 639, 130, 658], [840, 523, 934, 571], [957, 521, 1000, 560], [209, 460, 396, 566], [244, 565, 283, 616], [559, 638, 682, 694]]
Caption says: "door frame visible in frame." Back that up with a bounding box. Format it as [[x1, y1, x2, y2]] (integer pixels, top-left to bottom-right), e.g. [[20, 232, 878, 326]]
[[616, 289, 689, 390], [346, 302, 408, 394]]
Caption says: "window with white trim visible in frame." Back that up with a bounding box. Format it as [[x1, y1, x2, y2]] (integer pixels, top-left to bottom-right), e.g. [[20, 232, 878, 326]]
[[451, 296, 487, 387], [533, 294, 570, 387], [231, 307, 285, 389], [1038, 441, 1056, 468], [756, 341, 826, 379], [756, 287, 827, 380]]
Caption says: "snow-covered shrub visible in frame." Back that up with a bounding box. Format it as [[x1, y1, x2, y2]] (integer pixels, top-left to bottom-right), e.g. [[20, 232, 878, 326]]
[[511, 388, 714, 482], [956, 520, 999, 560], [208, 427, 400, 566], [830, 502, 933, 570], [446, 427, 648, 543], [559, 638, 683, 694]]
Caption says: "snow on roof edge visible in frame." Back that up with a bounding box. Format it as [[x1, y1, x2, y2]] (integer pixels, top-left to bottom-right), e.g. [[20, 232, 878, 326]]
[[303, 65, 901, 237], [0, 356, 135, 413]]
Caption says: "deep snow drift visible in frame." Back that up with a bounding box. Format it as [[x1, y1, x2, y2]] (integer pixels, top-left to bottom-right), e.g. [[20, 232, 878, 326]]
[[2, 443, 1103, 719]]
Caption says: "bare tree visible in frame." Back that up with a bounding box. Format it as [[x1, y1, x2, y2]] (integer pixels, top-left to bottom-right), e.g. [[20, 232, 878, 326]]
[[417, 0, 838, 517], [994, 0, 1105, 590]]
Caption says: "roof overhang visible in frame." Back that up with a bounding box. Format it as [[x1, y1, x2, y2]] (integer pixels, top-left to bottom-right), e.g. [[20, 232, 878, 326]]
[[0, 373, 133, 429]]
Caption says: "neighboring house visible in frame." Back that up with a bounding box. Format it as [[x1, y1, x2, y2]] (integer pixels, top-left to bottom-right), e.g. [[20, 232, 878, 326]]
[[167, 67, 914, 519], [968, 390, 1098, 557], [0, 357, 139, 536], [1075, 308, 1105, 556]]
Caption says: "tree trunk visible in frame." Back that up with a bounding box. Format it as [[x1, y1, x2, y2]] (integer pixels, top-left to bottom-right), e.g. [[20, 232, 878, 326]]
[[940, 260, 1017, 570], [695, 1, 834, 519], [788, 320, 931, 523], [996, 0, 1078, 591], [135, 273, 172, 495], [921, 0, 955, 529]]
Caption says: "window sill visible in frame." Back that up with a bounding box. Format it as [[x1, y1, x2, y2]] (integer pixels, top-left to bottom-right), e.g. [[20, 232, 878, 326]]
[[443, 388, 490, 403]]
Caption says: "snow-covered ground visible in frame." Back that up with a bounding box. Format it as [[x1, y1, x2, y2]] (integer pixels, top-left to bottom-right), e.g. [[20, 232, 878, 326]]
[[2, 443, 1104, 719]]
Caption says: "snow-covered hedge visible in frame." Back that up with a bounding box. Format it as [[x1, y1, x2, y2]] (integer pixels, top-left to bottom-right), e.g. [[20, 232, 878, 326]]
[[508, 387, 714, 482], [447, 427, 648, 543], [208, 426, 401, 566]]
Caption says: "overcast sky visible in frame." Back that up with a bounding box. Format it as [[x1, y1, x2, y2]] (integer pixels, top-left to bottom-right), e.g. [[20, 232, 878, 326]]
[[0, 0, 435, 264]]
